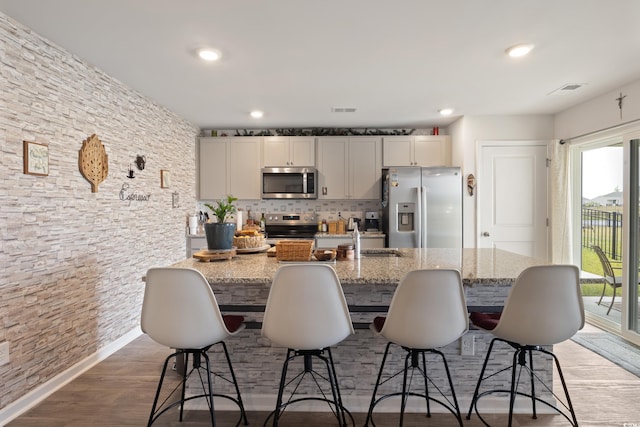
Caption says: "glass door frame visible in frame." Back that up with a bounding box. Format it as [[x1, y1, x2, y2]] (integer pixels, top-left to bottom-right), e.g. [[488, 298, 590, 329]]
[[570, 124, 640, 345], [624, 135, 640, 341]]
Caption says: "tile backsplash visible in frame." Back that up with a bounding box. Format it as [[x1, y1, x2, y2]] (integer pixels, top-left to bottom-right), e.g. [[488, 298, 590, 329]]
[[196, 199, 381, 223]]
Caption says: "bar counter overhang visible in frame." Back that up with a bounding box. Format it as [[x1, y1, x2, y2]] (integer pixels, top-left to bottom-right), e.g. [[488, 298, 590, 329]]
[[166, 248, 599, 414]]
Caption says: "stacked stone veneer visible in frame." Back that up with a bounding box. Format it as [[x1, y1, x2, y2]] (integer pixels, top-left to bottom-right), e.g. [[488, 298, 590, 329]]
[[0, 13, 198, 410]]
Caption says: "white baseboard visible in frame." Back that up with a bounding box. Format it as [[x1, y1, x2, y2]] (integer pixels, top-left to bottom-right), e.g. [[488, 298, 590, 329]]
[[0, 327, 142, 426]]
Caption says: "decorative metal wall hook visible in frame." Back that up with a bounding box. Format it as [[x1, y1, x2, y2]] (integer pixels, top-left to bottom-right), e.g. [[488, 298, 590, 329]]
[[467, 174, 476, 196], [135, 155, 146, 170], [127, 164, 135, 179]]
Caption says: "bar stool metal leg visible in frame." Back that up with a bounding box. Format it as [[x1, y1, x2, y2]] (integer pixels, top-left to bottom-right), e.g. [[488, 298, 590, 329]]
[[467, 338, 579, 427], [421, 351, 431, 417], [366, 343, 463, 427], [364, 342, 391, 427], [220, 341, 248, 425], [265, 348, 353, 427]]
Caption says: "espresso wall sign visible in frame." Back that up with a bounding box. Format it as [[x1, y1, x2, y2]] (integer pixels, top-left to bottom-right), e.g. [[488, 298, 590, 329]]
[[119, 183, 151, 202]]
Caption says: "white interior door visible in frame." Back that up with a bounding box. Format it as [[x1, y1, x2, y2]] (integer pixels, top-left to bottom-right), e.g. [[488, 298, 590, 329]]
[[478, 142, 548, 259]]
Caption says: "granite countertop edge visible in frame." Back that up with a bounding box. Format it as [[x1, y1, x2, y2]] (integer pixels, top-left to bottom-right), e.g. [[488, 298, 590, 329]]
[[169, 248, 557, 287]]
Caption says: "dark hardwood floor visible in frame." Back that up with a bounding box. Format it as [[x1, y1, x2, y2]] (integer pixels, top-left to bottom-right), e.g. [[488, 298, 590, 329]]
[[7, 324, 640, 426]]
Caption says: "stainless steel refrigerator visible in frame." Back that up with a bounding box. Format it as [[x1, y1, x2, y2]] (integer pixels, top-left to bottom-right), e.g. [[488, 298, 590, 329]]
[[382, 167, 462, 248]]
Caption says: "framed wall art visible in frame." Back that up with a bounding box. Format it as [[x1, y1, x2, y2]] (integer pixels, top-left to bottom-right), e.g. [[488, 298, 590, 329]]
[[23, 140, 49, 176], [160, 169, 171, 188]]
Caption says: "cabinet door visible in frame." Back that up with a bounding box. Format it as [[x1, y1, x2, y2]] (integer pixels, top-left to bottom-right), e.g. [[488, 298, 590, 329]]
[[263, 136, 289, 167], [361, 237, 385, 249], [382, 136, 413, 166], [290, 137, 316, 166], [349, 137, 382, 199], [413, 136, 451, 167], [199, 137, 228, 200], [316, 236, 353, 248], [317, 137, 348, 199], [229, 137, 261, 199], [187, 236, 208, 257]]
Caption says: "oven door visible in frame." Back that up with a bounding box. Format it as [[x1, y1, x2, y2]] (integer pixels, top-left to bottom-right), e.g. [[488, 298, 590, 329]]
[[264, 224, 317, 245]]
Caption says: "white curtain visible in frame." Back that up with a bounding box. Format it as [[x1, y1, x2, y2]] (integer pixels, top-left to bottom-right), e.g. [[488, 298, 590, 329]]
[[550, 140, 573, 263]]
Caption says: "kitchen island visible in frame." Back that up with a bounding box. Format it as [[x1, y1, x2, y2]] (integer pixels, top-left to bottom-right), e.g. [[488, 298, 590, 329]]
[[167, 248, 590, 414]]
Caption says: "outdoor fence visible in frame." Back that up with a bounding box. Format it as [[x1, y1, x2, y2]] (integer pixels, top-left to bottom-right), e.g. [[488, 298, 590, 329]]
[[582, 207, 622, 260]]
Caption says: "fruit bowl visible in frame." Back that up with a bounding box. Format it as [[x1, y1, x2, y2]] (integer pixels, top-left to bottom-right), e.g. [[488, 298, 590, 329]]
[[314, 248, 337, 261]]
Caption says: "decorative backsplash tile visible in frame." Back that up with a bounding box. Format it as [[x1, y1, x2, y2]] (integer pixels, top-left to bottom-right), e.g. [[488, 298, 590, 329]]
[[196, 199, 381, 223]]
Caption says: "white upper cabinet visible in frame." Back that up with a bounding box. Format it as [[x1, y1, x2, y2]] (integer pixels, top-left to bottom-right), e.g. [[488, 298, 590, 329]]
[[263, 136, 315, 167], [228, 137, 261, 199], [382, 136, 413, 166], [349, 137, 382, 199], [199, 137, 227, 200], [199, 137, 261, 200], [317, 137, 349, 199], [382, 135, 451, 167], [317, 136, 382, 200]]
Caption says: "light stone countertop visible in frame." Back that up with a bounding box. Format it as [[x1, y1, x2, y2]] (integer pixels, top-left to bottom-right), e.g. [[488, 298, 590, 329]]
[[169, 248, 585, 287]]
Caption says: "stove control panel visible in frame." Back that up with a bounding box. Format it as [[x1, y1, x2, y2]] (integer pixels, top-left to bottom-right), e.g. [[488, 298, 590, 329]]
[[265, 213, 317, 225]]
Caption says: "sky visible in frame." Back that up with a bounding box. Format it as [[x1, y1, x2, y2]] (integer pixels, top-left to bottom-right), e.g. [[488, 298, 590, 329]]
[[581, 146, 624, 200]]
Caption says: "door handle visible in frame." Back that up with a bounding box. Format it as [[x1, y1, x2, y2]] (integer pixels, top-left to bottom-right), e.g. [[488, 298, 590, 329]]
[[482, 232, 490, 237]]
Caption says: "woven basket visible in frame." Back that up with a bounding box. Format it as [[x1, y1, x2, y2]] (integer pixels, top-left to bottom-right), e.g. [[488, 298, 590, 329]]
[[276, 240, 314, 261], [233, 234, 265, 249]]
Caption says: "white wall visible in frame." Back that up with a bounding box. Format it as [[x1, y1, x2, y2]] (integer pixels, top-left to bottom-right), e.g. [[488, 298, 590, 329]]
[[555, 78, 640, 140], [450, 115, 555, 248]]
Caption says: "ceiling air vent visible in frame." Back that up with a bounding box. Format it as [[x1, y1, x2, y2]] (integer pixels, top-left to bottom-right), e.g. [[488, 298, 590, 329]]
[[548, 83, 586, 96], [331, 107, 357, 113]]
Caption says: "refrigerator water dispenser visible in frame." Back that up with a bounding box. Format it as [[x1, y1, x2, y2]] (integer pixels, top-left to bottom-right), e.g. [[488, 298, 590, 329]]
[[396, 203, 415, 232]]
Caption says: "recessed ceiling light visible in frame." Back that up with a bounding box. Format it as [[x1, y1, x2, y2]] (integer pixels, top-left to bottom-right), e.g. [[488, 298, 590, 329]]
[[250, 110, 264, 119], [438, 108, 454, 116], [198, 48, 221, 61], [506, 43, 534, 58]]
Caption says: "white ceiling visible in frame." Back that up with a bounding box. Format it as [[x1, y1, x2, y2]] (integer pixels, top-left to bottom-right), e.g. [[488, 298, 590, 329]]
[[2, 0, 640, 130]]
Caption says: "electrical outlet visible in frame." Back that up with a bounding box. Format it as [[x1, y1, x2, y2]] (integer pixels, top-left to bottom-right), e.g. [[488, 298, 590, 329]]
[[461, 335, 474, 356], [0, 342, 9, 366]]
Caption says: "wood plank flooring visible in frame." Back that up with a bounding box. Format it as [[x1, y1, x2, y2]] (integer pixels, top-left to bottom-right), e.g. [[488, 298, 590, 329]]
[[7, 324, 640, 426]]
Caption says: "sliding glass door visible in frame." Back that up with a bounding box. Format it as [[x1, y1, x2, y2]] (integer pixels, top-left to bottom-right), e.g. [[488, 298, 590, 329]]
[[576, 143, 624, 327], [572, 131, 640, 344]]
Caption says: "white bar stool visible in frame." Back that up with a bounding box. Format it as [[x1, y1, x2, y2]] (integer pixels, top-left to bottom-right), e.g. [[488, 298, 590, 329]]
[[261, 264, 355, 426], [365, 269, 468, 427], [141, 267, 248, 427], [466, 264, 584, 427]]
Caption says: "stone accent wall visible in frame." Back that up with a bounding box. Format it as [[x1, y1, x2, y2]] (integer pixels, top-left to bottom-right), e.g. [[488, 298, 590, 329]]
[[0, 13, 198, 409]]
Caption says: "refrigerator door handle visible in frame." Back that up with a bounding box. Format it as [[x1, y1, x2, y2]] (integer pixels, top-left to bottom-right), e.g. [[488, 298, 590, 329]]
[[416, 186, 422, 248], [421, 185, 427, 248]]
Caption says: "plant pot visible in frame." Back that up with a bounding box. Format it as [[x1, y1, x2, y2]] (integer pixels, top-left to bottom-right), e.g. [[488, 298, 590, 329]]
[[204, 222, 236, 250]]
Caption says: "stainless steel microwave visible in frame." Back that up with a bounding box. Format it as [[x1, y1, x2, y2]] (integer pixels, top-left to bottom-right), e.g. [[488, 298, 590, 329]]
[[261, 167, 317, 199]]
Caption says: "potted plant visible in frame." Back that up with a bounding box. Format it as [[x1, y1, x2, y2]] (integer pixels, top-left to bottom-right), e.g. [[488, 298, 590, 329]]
[[203, 195, 238, 250]]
